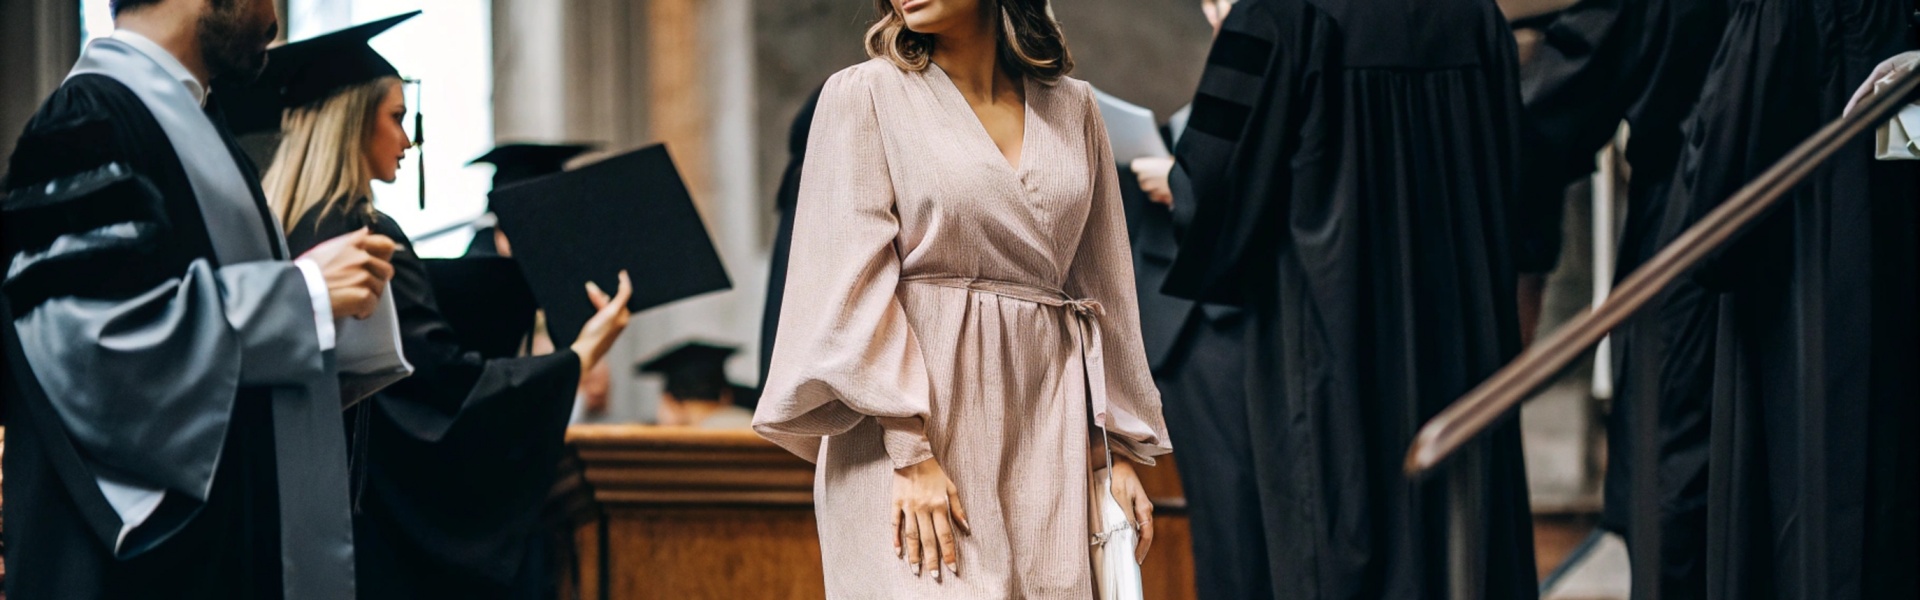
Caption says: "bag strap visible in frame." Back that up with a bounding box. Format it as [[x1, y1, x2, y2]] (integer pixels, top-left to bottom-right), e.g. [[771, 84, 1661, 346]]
[[1097, 425, 1134, 529]]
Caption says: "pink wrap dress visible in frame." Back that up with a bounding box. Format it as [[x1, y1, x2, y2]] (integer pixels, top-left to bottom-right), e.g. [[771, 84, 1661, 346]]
[[755, 59, 1173, 598]]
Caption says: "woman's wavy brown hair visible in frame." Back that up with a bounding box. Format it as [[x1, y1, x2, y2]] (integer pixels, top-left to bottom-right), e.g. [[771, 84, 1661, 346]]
[[864, 0, 1074, 83]]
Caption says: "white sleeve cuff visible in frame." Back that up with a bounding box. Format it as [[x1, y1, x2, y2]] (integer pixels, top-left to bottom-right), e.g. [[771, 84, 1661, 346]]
[[295, 259, 336, 351], [95, 474, 165, 553]]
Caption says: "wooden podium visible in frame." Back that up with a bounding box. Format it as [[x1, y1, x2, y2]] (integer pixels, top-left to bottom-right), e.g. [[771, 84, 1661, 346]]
[[549, 425, 1195, 600]]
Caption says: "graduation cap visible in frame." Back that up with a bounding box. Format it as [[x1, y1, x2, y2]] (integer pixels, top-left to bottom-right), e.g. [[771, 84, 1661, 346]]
[[489, 144, 732, 346], [219, 11, 420, 136], [637, 341, 737, 401], [470, 143, 595, 190], [421, 256, 538, 359]]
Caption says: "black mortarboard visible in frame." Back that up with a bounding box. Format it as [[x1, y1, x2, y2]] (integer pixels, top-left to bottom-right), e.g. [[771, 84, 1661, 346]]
[[469, 143, 594, 190], [636, 341, 737, 401], [489, 143, 732, 345], [219, 11, 420, 136], [421, 256, 538, 359]]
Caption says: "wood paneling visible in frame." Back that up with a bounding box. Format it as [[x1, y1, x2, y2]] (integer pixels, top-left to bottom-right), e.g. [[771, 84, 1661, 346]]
[[604, 507, 823, 599], [553, 425, 1198, 599]]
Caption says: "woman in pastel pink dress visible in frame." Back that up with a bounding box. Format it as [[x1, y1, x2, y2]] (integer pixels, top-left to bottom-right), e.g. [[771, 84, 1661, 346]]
[[754, 0, 1173, 597]]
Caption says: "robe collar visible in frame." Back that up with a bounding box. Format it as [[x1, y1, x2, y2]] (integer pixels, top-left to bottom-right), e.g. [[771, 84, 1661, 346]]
[[107, 29, 208, 107]]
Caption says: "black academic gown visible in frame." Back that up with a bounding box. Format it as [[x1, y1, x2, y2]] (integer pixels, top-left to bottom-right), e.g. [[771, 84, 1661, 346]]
[[759, 87, 822, 389], [286, 203, 581, 600], [2, 75, 288, 600], [1655, 2, 1918, 597], [1517, 1, 1729, 597], [1125, 118, 1267, 600], [1161, 1, 1537, 597]]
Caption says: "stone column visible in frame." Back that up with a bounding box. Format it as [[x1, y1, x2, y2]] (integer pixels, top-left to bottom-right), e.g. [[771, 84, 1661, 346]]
[[612, 0, 764, 422], [495, 0, 759, 423]]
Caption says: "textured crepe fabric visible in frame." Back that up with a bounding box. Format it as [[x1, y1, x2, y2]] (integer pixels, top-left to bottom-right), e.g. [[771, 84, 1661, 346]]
[[755, 59, 1172, 598]]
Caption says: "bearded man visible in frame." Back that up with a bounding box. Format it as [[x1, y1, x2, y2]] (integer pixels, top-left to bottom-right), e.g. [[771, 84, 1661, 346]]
[[1, 0, 397, 598]]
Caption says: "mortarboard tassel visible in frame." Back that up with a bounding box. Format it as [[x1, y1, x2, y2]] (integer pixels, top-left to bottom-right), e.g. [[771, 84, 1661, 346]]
[[412, 79, 426, 209]]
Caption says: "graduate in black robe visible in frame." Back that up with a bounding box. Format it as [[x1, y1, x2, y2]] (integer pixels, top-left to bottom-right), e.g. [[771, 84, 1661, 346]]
[[233, 15, 635, 599], [3, 73, 308, 600], [2, 3, 389, 598], [289, 208, 599, 600], [1515, 1, 1729, 596], [759, 87, 822, 388], [1161, 0, 1537, 597], [1654, 2, 1918, 596]]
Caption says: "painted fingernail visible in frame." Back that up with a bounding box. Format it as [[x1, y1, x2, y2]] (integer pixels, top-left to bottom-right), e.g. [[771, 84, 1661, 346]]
[[947, 563, 958, 578]]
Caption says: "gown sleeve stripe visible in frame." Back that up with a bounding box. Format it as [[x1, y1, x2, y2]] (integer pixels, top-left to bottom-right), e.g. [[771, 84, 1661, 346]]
[[1188, 92, 1256, 143], [1208, 29, 1278, 76], [4, 162, 168, 252]]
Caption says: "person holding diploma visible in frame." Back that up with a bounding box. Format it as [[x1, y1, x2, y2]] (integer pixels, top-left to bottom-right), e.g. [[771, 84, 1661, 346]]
[[240, 13, 635, 599], [0, 0, 395, 597]]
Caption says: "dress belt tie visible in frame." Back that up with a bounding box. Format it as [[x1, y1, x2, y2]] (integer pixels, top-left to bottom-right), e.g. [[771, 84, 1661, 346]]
[[898, 275, 1115, 438]]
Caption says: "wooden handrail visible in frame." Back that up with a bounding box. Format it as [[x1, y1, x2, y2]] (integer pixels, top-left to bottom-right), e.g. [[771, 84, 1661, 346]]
[[1406, 72, 1920, 477]]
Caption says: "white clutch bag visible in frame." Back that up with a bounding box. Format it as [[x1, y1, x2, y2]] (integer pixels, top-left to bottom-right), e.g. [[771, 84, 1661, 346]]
[[1873, 76, 1920, 160], [1089, 430, 1144, 600]]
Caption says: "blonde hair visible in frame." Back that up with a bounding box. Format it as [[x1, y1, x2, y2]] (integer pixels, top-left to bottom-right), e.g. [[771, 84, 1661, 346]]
[[864, 0, 1073, 83], [263, 76, 400, 234]]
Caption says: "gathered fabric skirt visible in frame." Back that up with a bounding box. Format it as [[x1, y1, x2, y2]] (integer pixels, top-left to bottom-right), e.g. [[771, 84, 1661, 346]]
[[814, 282, 1097, 599]]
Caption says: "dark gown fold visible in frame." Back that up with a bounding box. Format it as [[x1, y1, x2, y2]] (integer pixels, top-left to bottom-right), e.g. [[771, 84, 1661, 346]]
[[1162, 0, 1536, 597], [287, 204, 581, 600], [1515, 1, 1729, 597], [1651, 0, 1918, 597]]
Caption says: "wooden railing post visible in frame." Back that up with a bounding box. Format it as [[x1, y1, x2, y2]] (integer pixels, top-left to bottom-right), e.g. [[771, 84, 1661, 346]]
[[1446, 441, 1486, 600]]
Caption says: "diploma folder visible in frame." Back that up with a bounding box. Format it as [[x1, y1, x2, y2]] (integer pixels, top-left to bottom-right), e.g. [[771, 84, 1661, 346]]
[[488, 144, 734, 346], [335, 291, 413, 408]]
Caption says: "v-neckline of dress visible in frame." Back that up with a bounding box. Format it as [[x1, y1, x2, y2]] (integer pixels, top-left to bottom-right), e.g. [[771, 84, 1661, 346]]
[[929, 62, 1033, 176]]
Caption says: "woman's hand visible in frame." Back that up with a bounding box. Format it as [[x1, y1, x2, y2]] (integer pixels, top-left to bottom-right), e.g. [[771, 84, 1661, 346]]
[[1844, 50, 1920, 117], [893, 457, 970, 582], [569, 270, 632, 380], [1105, 460, 1155, 565]]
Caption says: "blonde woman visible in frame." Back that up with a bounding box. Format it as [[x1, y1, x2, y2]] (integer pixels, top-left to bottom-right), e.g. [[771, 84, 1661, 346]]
[[249, 16, 632, 599], [755, 0, 1171, 596]]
